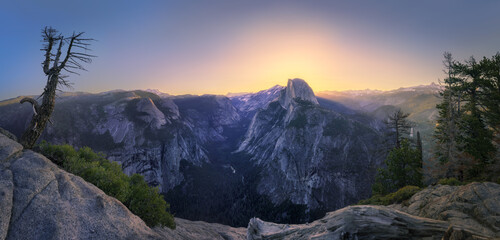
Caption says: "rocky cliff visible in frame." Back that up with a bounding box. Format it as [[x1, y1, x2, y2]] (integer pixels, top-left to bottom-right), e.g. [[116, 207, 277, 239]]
[[0, 132, 162, 239], [0, 132, 246, 240], [237, 78, 383, 210]]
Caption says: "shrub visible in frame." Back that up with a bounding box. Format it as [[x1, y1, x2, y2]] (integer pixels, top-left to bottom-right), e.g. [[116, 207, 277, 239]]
[[357, 185, 421, 205], [357, 194, 385, 205], [383, 185, 421, 204], [437, 177, 464, 186], [38, 141, 175, 229], [127, 174, 175, 229]]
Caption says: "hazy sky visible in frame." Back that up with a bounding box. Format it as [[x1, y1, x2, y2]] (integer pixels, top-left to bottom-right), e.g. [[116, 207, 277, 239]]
[[1, 1, 500, 99]]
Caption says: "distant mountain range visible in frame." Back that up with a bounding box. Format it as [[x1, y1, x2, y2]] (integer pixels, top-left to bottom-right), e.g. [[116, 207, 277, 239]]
[[0, 80, 441, 227]]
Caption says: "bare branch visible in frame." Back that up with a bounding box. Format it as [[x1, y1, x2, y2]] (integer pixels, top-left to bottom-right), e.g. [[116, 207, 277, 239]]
[[63, 68, 81, 75], [53, 38, 64, 68], [20, 97, 40, 115], [58, 36, 76, 70], [70, 52, 97, 58], [42, 27, 56, 74], [71, 45, 92, 51]]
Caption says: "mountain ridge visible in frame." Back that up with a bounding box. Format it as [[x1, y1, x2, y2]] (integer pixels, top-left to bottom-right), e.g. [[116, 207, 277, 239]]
[[0, 80, 441, 227]]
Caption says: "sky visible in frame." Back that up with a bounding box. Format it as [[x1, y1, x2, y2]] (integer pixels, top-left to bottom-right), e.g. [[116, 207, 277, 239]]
[[1, 1, 500, 99]]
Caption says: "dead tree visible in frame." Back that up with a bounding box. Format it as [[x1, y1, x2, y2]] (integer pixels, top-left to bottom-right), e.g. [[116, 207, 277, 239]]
[[20, 27, 94, 149], [385, 109, 413, 149]]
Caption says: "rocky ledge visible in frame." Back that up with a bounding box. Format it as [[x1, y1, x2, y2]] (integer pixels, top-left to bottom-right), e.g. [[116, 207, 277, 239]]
[[247, 182, 500, 240], [0, 132, 245, 240]]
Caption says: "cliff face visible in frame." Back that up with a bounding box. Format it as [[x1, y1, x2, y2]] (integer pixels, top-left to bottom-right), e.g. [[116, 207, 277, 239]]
[[278, 78, 319, 108], [237, 79, 382, 210], [0, 91, 245, 193]]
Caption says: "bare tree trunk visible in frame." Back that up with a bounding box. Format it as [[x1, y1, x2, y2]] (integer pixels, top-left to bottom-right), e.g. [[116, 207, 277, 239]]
[[20, 74, 58, 148]]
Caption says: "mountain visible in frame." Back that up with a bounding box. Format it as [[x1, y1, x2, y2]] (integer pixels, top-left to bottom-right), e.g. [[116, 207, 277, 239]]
[[230, 85, 284, 118], [317, 83, 441, 122], [0, 90, 236, 192], [237, 78, 383, 211], [0, 79, 383, 227]]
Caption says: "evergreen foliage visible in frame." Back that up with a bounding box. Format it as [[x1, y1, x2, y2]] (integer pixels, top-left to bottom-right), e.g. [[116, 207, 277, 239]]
[[38, 142, 175, 229], [437, 178, 464, 186], [433, 52, 499, 181], [127, 174, 175, 228], [373, 139, 423, 195]]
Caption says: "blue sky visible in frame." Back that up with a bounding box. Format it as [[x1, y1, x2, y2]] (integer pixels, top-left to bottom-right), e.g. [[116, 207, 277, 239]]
[[1, 1, 500, 99]]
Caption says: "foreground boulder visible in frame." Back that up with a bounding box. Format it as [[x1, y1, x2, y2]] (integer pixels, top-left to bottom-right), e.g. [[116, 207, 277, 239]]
[[247, 205, 449, 240], [247, 183, 500, 240], [0, 133, 162, 240], [0, 132, 246, 240], [157, 218, 246, 240], [392, 182, 500, 238]]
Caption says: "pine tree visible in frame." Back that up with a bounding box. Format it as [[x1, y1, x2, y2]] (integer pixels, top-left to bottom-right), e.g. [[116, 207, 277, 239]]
[[434, 52, 462, 178], [433, 52, 497, 181], [385, 109, 413, 149], [454, 57, 495, 172], [479, 53, 500, 134], [373, 139, 423, 194]]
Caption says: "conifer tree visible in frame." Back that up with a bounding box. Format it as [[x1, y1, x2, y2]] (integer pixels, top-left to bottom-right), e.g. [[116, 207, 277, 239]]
[[478, 53, 500, 134], [434, 52, 463, 178], [385, 109, 413, 149], [433, 52, 498, 181], [454, 57, 495, 171], [373, 139, 423, 194]]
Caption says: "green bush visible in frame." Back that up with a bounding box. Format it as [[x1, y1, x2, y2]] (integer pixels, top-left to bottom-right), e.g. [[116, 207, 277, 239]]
[[38, 141, 175, 229], [127, 174, 175, 228], [384, 185, 421, 204], [437, 178, 464, 186], [357, 194, 385, 205], [357, 185, 421, 205]]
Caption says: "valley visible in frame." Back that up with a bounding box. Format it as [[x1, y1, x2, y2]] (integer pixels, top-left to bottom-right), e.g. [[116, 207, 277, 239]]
[[0, 78, 440, 227]]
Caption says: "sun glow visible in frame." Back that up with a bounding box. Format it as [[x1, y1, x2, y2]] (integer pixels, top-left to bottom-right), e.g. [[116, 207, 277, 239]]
[[150, 18, 436, 96], [156, 21, 340, 95]]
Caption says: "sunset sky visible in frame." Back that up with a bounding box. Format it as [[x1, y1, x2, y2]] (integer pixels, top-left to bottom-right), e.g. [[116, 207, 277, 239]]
[[1, 1, 500, 99]]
